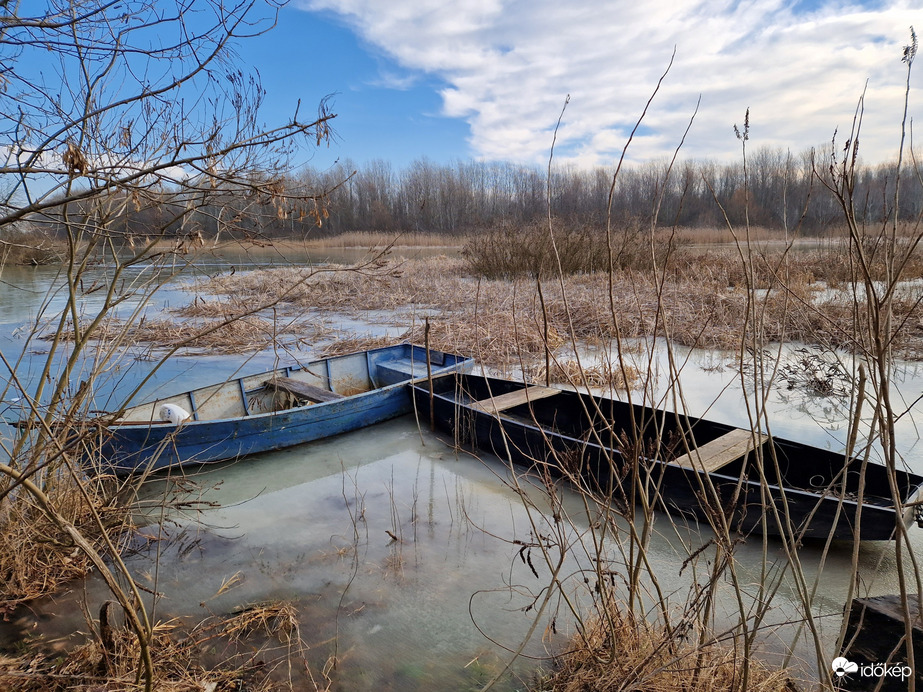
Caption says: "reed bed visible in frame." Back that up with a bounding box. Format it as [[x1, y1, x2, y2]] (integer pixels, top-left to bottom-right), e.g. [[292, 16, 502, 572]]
[[463, 221, 616, 279], [56, 237, 923, 366], [194, 256, 470, 312], [196, 259, 611, 365], [159, 243, 923, 366], [300, 231, 463, 248], [524, 359, 641, 390], [656, 221, 923, 246], [316, 334, 400, 357], [0, 601, 316, 691], [661, 225, 793, 245], [539, 598, 793, 692], [0, 231, 64, 265], [51, 313, 339, 355], [130, 316, 293, 354], [405, 315, 564, 364]]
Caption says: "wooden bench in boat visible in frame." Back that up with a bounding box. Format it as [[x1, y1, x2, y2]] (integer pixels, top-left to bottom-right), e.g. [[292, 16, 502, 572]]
[[264, 377, 345, 404], [672, 428, 765, 473], [471, 386, 560, 415]]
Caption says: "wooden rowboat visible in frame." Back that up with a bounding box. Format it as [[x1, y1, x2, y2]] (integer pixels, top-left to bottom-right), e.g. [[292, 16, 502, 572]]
[[841, 594, 922, 689], [411, 373, 923, 541], [91, 344, 472, 475]]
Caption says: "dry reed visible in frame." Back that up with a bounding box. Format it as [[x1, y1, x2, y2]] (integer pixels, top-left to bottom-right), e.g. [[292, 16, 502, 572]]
[[539, 598, 794, 692], [55, 237, 923, 368], [0, 476, 131, 614], [300, 231, 463, 248], [316, 334, 401, 357], [0, 601, 318, 692], [524, 359, 641, 390], [162, 245, 923, 366], [49, 314, 338, 355], [0, 231, 64, 265]]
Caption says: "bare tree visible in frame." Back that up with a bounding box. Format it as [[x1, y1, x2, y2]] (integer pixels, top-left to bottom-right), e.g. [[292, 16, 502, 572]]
[[0, 2, 340, 689]]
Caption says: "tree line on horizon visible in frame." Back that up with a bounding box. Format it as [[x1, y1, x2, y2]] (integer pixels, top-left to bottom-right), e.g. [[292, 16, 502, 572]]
[[27, 144, 923, 242], [298, 146, 922, 236]]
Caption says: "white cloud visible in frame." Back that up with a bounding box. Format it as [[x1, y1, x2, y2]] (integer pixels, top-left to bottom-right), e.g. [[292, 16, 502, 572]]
[[367, 69, 420, 91], [300, 0, 922, 166]]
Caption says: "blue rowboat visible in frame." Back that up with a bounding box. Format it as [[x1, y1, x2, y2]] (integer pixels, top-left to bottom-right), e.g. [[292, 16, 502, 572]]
[[93, 344, 472, 475]]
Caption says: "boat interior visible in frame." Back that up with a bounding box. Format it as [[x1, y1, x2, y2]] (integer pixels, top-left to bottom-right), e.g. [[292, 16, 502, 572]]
[[431, 373, 923, 506], [118, 347, 449, 425]]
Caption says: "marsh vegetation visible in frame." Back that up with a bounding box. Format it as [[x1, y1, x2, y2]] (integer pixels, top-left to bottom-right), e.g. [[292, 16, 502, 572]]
[[104, 230, 923, 368]]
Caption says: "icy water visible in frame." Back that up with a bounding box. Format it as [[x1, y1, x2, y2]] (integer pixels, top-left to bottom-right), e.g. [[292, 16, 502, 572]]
[[0, 246, 442, 408], [133, 420, 567, 690], [3, 254, 923, 689], [25, 418, 562, 690]]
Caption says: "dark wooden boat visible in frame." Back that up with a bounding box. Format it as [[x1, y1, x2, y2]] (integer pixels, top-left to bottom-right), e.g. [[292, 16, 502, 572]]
[[91, 344, 472, 475], [411, 373, 923, 541], [841, 594, 922, 690]]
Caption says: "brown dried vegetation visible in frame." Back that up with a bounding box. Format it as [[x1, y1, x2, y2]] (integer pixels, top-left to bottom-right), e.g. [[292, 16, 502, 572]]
[[0, 230, 63, 265], [157, 233, 923, 368], [540, 598, 793, 692], [524, 358, 641, 390], [0, 477, 131, 615], [0, 601, 319, 692]]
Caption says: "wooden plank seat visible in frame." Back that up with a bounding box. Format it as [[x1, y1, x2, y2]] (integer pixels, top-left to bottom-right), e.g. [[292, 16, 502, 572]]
[[471, 386, 560, 415], [264, 377, 344, 404], [672, 428, 765, 473]]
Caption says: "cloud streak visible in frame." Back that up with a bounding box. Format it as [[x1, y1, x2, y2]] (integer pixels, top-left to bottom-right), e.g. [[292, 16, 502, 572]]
[[300, 0, 921, 166]]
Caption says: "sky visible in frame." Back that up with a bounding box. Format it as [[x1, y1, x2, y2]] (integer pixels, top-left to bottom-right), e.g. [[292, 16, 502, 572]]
[[234, 0, 921, 171]]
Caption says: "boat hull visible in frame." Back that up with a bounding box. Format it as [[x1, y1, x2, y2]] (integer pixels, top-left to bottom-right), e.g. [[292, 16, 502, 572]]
[[92, 344, 471, 475], [842, 594, 923, 690]]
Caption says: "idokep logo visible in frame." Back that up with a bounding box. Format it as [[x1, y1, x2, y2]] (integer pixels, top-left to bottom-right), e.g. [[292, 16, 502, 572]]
[[832, 657, 859, 678], [831, 657, 913, 683]]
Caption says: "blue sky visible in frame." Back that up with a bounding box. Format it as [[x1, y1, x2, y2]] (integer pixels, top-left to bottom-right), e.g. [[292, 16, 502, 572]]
[[233, 0, 920, 172], [234, 11, 473, 170]]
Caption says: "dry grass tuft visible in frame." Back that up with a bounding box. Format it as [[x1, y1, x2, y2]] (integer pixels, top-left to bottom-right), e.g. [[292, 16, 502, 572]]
[[524, 359, 641, 390], [222, 602, 300, 644], [0, 601, 320, 691], [316, 334, 402, 357], [540, 598, 794, 692], [0, 475, 131, 615]]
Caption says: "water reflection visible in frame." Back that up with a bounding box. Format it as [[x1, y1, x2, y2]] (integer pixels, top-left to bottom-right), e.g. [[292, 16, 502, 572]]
[[131, 418, 563, 690]]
